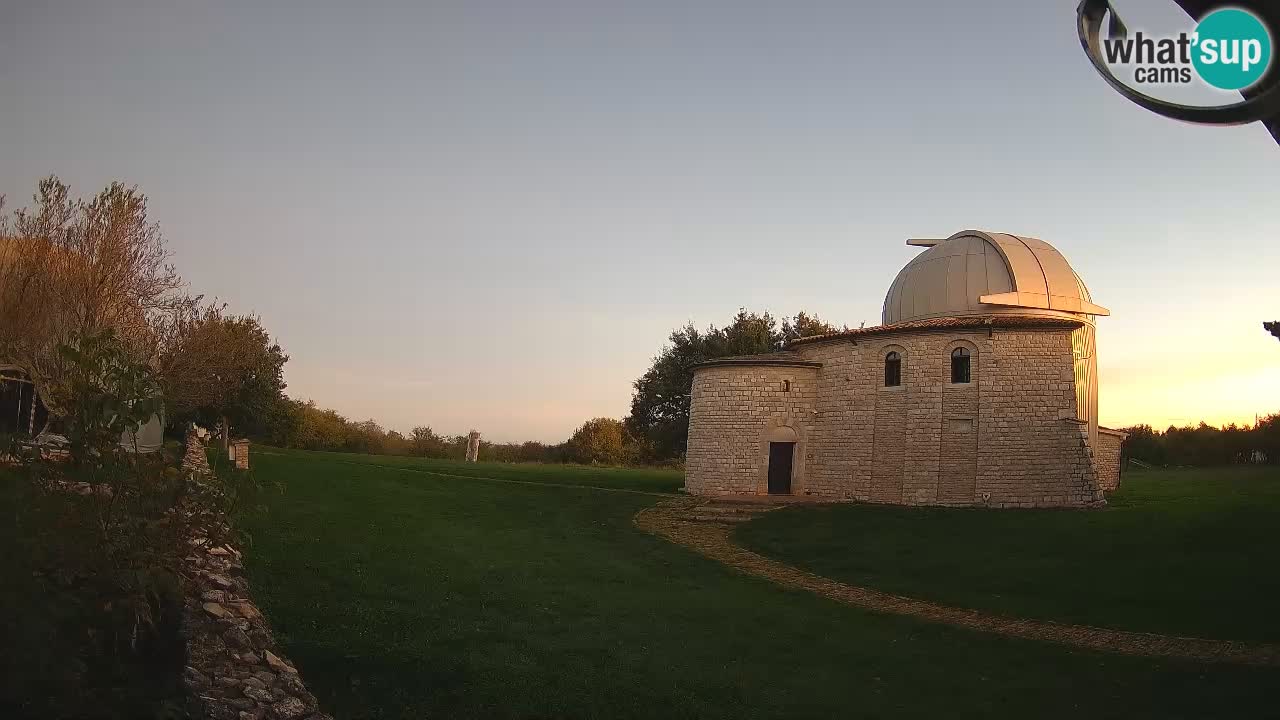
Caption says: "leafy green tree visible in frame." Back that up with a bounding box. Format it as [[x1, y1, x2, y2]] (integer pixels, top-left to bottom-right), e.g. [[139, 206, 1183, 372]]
[[627, 309, 840, 461], [157, 304, 288, 449], [1119, 425, 1165, 465], [284, 399, 349, 450], [781, 311, 844, 344], [410, 426, 451, 458], [55, 330, 164, 469], [1257, 413, 1280, 462], [568, 417, 627, 465], [345, 419, 385, 454], [1121, 418, 1279, 466]]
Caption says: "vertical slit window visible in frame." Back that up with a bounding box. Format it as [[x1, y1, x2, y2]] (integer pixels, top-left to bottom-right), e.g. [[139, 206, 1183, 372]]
[[951, 347, 971, 384], [884, 352, 901, 387]]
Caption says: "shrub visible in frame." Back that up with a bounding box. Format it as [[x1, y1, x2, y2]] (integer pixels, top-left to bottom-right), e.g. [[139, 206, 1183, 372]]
[[0, 330, 259, 718]]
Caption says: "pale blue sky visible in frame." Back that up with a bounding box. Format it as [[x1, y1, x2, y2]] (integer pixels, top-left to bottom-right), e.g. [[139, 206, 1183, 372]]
[[3, 0, 1277, 441]]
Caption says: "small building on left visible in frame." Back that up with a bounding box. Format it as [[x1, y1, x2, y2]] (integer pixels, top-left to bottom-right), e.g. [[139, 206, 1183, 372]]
[[0, 364, 164, 454], [0, 365, 48, 437]]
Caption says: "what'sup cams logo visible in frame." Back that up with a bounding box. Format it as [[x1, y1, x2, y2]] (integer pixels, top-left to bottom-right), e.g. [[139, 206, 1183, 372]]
[[1101, 6, 1272, 90], [1077, 1, 1280, 138]]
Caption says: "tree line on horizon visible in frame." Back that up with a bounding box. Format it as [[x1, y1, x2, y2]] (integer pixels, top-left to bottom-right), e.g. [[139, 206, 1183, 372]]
[[253, 309, 846, 465], [0, 175, 850, 466], [4, 175, 1274, 469], [1120, 420, 1280, 468]]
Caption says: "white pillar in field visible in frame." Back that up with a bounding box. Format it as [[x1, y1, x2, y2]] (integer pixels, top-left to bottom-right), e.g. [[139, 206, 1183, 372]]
[[466, 431, 481, 462]]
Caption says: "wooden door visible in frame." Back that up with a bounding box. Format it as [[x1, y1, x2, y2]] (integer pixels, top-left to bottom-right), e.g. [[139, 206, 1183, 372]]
[[767, 442, 794, 495]]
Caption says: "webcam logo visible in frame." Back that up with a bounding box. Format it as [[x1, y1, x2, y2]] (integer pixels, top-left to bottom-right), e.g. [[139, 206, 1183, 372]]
[[1077, 1, 1280, 137], [1101, 7, 1272, 90], [1191, 8, 1272, 90]]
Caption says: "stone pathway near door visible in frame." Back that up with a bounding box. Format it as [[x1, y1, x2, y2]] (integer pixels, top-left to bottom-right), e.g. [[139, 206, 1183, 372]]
[[634, 496, 1280, 667]]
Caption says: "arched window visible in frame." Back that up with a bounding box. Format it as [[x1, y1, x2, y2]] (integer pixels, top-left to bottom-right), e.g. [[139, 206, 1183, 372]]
[[884, 351, 901, 387], [950, 347, 971, 384]]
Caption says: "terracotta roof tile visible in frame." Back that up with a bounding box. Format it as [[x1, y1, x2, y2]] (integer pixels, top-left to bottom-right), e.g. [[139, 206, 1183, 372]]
[[786, 315, 1082, 347]]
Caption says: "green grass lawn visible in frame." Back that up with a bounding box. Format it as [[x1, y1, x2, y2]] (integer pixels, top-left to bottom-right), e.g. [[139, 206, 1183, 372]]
[[242, 451, 1279, 719], [738, 466, 1280, 643], [256, 447, 685, 494]]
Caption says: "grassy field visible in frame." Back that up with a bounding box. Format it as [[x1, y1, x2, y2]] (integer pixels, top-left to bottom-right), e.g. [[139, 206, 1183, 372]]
[[738, 466, 1280, 643], [256, 447, 684, 494], [241, 451, 1279, 719]]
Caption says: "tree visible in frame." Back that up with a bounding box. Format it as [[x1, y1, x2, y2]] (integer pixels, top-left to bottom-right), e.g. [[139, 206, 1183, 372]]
[[284, 399, 349, 451], [1257, 413, 1280, 463], [627, 309, 841, 461], [1121, 418, 1279, 466], [0, 177, 185, 414], [1266, 322, 1279, 341], [410, 426, 450, 458], [781, 311, 843, 345], [157, 303, 288, 449], [568, 418, 627, 465]]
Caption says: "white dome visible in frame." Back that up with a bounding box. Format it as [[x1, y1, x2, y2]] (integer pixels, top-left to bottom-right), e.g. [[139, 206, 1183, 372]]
[[881, 230, 1107, 326]]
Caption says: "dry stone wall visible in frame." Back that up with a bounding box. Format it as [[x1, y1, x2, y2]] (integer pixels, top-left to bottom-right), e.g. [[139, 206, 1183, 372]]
[[181, 469, 331, 720], [183, 428, 212, 475], [686, 326, 1107, 507]]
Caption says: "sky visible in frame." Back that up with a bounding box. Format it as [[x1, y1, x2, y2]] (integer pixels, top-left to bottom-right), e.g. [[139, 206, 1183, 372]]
[[2, 0, 1277, 442]]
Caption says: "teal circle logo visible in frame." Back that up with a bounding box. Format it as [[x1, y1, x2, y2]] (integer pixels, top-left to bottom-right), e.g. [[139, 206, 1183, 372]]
[[1191, 8, 1273, 90]]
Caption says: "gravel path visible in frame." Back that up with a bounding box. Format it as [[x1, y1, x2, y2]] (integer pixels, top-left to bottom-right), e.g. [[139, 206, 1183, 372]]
[[634, 496, 1280, 667]]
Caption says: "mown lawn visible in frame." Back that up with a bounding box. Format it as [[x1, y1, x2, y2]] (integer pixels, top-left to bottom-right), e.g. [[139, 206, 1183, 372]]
[[738, 466, 1280, 643], [242, 451, 1278, 719], [255, 447, 684, 494]]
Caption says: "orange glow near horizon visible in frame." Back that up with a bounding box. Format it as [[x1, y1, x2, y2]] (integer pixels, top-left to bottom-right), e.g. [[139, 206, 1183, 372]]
[[1099, 332, 1280, 431]]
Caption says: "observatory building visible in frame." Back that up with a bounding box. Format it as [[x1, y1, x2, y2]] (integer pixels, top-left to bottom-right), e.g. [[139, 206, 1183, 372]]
[[684, 230, 1126, 508]]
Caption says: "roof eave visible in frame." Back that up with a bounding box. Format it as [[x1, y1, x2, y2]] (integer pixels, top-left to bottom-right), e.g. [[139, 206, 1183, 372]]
[[786, 316, 1085, 348], [690, 358, 824, 371]]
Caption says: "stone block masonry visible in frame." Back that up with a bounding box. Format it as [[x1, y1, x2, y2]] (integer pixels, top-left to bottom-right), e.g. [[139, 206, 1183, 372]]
[[1095, 428, 1127, 492], [229, 439, 251, 470], [687, 325, 1108, 508], [685, 365, 818, 496]]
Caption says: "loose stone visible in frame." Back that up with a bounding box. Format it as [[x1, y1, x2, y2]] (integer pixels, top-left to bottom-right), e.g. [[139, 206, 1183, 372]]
[[268, 697, 308, 720], [203, 602, 232, 619], [264, 650, 296, 674]]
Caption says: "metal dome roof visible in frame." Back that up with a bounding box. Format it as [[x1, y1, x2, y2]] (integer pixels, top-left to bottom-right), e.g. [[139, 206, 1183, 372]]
[[881, 230, 1108, 326]]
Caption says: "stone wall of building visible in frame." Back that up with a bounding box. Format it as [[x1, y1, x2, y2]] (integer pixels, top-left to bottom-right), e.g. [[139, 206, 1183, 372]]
[[792, 341, 874, 499], [1095, 428, 1126, 492], [796, 330, 1002, 505], [685, 365, 818, 495], [686, 326, 1106, 507], [973, 330, 1102, 507]]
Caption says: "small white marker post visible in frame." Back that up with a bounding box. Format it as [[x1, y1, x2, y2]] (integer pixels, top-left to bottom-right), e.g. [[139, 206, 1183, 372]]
[[465, 431, 481, 462]]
